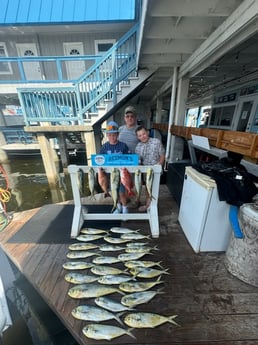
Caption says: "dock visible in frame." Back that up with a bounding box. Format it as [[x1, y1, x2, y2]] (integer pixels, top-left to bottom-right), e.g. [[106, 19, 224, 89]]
[[0, 185, 258, 344]]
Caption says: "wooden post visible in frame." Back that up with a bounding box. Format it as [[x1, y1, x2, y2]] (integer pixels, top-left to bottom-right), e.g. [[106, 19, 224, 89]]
[[83, 130, 96, 165], [37, 133, 59, 188]]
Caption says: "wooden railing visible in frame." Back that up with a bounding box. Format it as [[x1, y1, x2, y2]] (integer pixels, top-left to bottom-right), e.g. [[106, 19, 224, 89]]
[[153, 124, 258, 160]]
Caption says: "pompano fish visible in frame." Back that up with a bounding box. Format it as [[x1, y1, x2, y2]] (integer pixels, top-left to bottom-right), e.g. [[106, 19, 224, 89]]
[[124, 312, 179, 328], [121, 233, 150, 240], [88, 167, 96, 199], [72, 305, 123, 325], [99, 244, 125, 252], [66, 251, 99, 259], [110, 168, 120, 212], [130, 267, 170, 278], [125, 245, 158, 254], [146, 168, 154, 200], [121, 289, 164, 307], [126, 242, 148, 247], [118, 252, 147, 261], [98, 274, 134, 285], [83, 324, 135, 340], [134, 168, 142, 199], [68, 283, 124, 298], [119, 277, 163, 292], [120, 167, 134, 196], [76, 234, 104, 242], [62, 261, 94, 270], [80, 227, 107, 235], [110, 227, 140, 234], [124, 260, 164, 269], [91, 265, 129, 276], [64, 272, 99, 284], [68, 243, 99, 251], [92, 256, 121, 264], [97, 167, 110, 198], [104, 236, 131, 244], [95, 296, 133, 312]]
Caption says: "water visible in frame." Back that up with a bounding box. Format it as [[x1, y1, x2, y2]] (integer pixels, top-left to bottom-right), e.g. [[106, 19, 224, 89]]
[[0, 153, 87, 345]]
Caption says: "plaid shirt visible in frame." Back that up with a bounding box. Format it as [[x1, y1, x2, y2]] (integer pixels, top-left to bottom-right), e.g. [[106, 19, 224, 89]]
[[135, 137, 165, 165]]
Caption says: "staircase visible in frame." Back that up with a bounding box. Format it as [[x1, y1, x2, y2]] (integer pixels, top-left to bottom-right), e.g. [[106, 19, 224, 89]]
[[17, 24, 154, 128]]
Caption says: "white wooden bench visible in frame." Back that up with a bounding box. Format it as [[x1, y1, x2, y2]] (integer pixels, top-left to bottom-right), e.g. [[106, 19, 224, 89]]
[[68, 164, 162, 238]]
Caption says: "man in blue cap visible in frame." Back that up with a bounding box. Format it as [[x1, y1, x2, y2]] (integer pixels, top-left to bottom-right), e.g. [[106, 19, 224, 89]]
[[99, 121, 129, 213]]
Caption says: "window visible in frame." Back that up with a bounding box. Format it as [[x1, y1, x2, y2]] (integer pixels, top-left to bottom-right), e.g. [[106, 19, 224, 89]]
[[0, 43, 12, 74], [94, 39, 116, 55]]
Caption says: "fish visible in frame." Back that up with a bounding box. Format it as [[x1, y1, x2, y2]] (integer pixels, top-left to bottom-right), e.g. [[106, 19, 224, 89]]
[[88, 167, 96, 199], [76, 234, 105, 242], [97, 167, 111, 198], [91, 265, 129, 276], [66, 251, 99, 259], [64, 272, 99, 284], [124, 312, 179, 328], [121, 289, 164, 307], [68, 283, 124, 298], [110, 227, 140, 234], [120, 167, 135, 196], [80, 227, 107, 235], [104, 236, 131, 244], [126, 242, 149, 247], [82, 324, 135, 340], [118, 252, 148, 261], [124, 260, 164, 269], [146, 167, 154, 200], [99, 244, 125, 252], [134, 168, 142, 199], [95, 296, 134, 312], [129, 267, 170, 279], [119, 277, 164, 293], [72, 305, 123, 325], [121, 233, 150, 240], [62, 261, 94, 270], [110, 168, 120, 212], [68, 243, 99, 251], [77, 168, 85, 195], [92, 255, 121, 264], [125, 245, 159, 253], [98, 274, 134, 285]]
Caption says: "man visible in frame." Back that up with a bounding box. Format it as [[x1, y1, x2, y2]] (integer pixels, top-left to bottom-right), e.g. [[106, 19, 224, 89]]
[[118, 106, 139, 153]]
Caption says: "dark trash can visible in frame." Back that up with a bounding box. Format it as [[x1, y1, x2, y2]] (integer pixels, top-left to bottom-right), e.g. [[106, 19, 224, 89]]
[[225, 203, 258, 287]]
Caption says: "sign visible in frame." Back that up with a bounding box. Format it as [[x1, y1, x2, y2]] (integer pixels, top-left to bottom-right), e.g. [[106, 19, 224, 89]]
[[91, 154, 139, 166]]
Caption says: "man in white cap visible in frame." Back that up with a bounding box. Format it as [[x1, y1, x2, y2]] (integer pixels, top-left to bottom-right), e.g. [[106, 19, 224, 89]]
[[118, 106, 139, 153]]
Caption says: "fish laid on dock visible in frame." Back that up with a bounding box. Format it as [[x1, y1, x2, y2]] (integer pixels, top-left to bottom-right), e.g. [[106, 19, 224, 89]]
[[119, 277, 164, 293], [95, 296, 134, 312], [121, 290, 164, 308], [91, 265, 129, 276], [68, 283, 124, 298], [62, 261, 94, 270], [110, 227, 140, 234], [118, 252, 147, 261], [64, 272, 99, 284], [124, 260, 164, 269], [104, 236, 131, 244], [72, 305, 123, 325], [80, 227, 108, 235], [66, 251, 99, 259], [82, 324, 135, 340], [99, 244, 125, 252], [124, 312, 179, 328], [129, 267, 170, 279], [76, 234, 105, 242], [98, 274, 134, 285], [68, 243, 99, 251], [92, 256, 121, 264]]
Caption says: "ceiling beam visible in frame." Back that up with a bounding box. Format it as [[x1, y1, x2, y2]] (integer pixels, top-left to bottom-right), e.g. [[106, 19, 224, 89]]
[[179, 0, 258, 78]]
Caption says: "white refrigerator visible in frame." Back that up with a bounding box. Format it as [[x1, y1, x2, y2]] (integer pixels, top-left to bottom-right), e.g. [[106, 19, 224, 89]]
[[178, 166, 232, 252]]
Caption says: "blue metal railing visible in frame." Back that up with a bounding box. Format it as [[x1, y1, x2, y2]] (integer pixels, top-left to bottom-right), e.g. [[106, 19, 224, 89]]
[[17, 23, 139, 126], [0, 127, 37, 144]]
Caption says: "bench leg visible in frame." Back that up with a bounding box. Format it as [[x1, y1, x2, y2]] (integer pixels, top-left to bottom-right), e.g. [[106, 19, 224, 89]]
[[148, 203, 159, 238]]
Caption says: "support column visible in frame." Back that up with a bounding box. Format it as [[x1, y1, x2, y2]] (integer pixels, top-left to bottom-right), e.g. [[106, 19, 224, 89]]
[[156, 97, 163, 123], [37, 133, 59, 188], [82, 130, 96, 166], [169, 76, 190, 163], [57, 132, 69, 168]]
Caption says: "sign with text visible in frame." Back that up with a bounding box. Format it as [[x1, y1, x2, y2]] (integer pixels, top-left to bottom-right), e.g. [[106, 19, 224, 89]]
[[91, 154, 139, 166]]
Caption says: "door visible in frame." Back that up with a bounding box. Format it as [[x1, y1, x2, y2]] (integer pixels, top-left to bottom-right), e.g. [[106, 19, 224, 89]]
[[16, 43, 42, 80], [249, 103, 258, 133], [236, 100, 253, 131], [63, 42, 85, 80]]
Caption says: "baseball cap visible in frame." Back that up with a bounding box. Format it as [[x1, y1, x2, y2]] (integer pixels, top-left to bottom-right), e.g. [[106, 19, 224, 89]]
[[106, 121, 119, 133], [124, 106, 136, 116]]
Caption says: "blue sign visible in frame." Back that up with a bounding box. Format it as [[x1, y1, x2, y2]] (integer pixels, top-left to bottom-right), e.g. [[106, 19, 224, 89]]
[[91, 154, 139, 166]]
